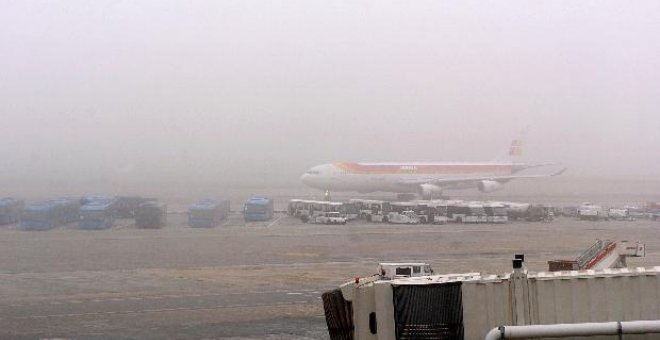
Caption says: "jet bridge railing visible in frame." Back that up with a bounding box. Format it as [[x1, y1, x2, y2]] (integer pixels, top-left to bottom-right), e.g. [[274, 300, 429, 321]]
[[485, 320, 660, 340]]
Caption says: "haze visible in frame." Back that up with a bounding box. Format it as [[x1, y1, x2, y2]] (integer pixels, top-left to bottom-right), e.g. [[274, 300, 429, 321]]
[[2, 1, 659, 184]]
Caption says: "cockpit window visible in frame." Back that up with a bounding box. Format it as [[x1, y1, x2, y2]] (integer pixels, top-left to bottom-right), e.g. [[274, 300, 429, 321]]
[[306, 170, 320, 175]]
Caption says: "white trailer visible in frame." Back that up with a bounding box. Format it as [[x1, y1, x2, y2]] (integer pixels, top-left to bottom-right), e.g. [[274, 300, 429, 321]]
[[463, 203, 488, 223], [386, 210, 420, 224], [310, 211, 347, 225], [484, 202, 509, 223], [578, 202, 608, 221], [608, 208, 634, 221]]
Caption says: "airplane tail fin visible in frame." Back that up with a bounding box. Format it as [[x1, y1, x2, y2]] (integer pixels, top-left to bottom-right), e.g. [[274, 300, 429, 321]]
[[492, 137, 525, 163], [508, 139, 523, 157]]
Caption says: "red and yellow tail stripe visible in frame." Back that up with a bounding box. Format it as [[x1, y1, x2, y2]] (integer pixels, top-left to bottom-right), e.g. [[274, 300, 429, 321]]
[[333, 162, 513, 175]]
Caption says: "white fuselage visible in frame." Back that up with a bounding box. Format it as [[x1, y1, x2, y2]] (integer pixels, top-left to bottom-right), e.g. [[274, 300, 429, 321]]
[[301, 162, 520, 194]]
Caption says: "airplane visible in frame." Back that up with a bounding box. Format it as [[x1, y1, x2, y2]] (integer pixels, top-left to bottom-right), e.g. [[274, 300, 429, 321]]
[[300, 140, 565, 199]]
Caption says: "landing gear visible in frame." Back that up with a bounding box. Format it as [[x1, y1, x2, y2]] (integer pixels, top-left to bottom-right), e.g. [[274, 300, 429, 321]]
[[324, 190, 332, 201]]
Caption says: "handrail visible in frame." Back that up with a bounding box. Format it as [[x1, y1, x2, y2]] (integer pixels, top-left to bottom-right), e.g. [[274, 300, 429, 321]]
[[485, 320, 660, 340]]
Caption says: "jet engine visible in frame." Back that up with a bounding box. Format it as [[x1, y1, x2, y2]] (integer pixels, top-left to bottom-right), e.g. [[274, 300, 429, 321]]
[[419, 183, 443, 199], [477, 180, 503, 193]]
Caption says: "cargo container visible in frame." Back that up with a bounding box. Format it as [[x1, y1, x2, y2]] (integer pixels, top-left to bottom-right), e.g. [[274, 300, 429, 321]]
[[243, 196, 274, 221], [0, 197, 23, 225], [21, 198, 81, 230], [79, 197, 118, 229], [188, 199, 230, 227], [135, 201, 167, 228]]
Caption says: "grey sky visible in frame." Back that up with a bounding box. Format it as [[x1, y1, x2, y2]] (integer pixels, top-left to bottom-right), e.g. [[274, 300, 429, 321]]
[[1, 1, 659, 182]]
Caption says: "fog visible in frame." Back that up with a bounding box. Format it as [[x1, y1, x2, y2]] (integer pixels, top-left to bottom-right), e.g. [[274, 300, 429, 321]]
[[2, 1, 659, 184]]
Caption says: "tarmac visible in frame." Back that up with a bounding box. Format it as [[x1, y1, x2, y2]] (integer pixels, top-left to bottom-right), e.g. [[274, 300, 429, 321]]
[[1, 209, 660, 339]]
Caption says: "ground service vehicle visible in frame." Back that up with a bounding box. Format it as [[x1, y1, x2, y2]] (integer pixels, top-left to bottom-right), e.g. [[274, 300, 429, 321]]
[[608, 208, 634, 221], [349, 199, 386, 220], [189, 199, 230, 227], [136, 201, 167, 228], [561, 205, 579, 217], [428, 201, 448, 224], [79, 197, 118, 229], [365, 201, 391, 222], [578, 202, 608, 221], [287, 199, 305, 217], [484, 203, 509, 223], [526, 205, 554, 222], [290, 200, 357, 222], [339, 202, 359, 220], [310, 211, 347, 225], [0, 198, 23, 225], [499, 201, 531, 220], [413, 201, 448, 224], [22, 198, 81, 230], [387, 210, 420, 224], [446, 203, 470, 223], [463, 203, 488, 223], [243, 196, 274, 221]]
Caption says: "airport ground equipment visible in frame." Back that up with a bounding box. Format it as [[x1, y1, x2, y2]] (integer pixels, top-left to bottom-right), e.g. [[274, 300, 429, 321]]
[[446, 201, 470, 223], [525, 205, 554, 222], [463, 202, 488, 223], [79, 197, 118, 229], [578, 202, 608, 221], [288, 199, 306, 217], [364, 201, 391, 223], [309, 211, 347, 225], [21, 198, 81, 230], [289, 199, 352, 222], [348, 198, 391, 220], [339, 202, 359, 221], [391, 201, 444, 224], [136, 201, 167, 228], [323, 256, 660, 340], [499, 202, 531, 221], [548, 239, 645, 271], [426, 201, 449, 224], [243, 196, 274, 222], [386, 210, 420, 224], [560, 205, 579, 217], [188, 199, 230, 227], [484, 203, 509, 223], [0, 197, 23, 225], [608, 208, 635, 221], [116, 196, 155, 218]]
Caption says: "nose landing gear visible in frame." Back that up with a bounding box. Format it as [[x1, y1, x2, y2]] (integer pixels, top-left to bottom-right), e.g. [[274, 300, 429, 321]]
[[324, 190, 332, 201]]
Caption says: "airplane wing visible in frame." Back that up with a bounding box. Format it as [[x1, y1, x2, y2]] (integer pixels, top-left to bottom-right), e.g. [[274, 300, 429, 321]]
[[397, 167, 566, 187]]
